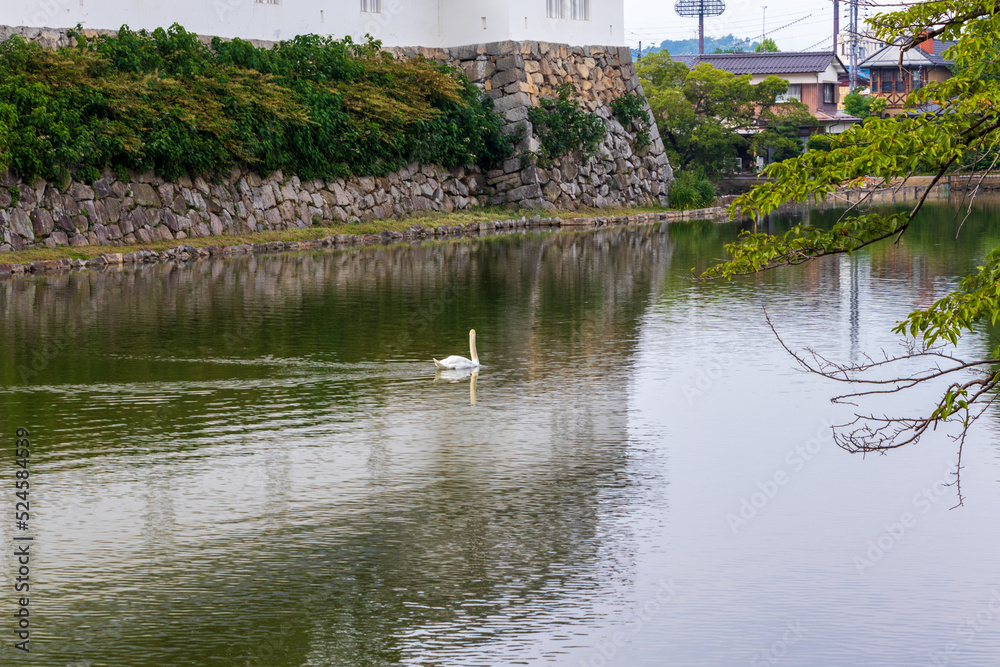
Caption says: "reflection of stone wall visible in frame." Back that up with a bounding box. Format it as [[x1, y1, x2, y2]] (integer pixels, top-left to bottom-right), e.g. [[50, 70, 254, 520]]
[[1, 26, 673, 253], [0, 224, 674, 662]]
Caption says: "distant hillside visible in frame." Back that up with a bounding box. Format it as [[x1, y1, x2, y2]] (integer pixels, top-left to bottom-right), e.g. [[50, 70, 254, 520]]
[[632, 34, 757, 59]]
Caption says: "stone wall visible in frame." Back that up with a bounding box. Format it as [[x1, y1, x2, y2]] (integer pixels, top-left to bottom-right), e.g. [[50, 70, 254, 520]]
[[0, 164, 487, 252], [0, 25, 673, 253], [387, 40, 672, 210]]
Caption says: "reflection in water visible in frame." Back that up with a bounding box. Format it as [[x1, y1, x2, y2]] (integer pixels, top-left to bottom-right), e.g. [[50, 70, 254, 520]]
[[0, 202, 999, 665], [434, 368, 478, 405], [0, 225, 674, 666]]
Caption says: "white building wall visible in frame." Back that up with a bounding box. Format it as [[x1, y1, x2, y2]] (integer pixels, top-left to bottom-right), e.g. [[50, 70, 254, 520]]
[[438, 0, 512, 47], [2, 0, 624, 47], [503, 0, 623, 46], [5, 0, 438, 45], [749, 64, 842, 86]]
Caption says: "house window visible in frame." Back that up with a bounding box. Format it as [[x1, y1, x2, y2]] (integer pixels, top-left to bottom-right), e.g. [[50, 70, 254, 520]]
[[570, 0, 589, 20], [776, 84, 802, 103], [880, 70, 894, 93], [823, 83, 834, 104], [547, 0, 563, 19], [361, 0, 381, 12]]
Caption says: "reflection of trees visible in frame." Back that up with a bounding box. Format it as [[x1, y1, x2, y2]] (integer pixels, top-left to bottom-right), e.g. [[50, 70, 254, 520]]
[[0, 225, 678, 665]]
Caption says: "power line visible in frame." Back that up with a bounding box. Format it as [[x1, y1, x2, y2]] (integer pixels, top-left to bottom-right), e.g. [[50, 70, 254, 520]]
[[803, 35, 833, 51]]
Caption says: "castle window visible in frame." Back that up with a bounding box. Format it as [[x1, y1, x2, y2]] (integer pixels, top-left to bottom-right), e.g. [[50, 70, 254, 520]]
[[548, 0, 589, 20], [255, 0, 281, 4], [361, 0, 381, 13]]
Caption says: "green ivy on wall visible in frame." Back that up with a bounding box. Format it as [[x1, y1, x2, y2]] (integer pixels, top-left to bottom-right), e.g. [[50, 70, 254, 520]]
[[526, 83, 606, 166], [0, 24, 514, 184]]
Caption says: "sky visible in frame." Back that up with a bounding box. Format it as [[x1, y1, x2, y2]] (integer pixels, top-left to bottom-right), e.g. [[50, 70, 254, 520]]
[[623, 0, 909, 52]]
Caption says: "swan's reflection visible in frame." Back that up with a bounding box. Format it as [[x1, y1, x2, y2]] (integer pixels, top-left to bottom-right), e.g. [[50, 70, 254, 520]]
[[434, 368, 479, 405]]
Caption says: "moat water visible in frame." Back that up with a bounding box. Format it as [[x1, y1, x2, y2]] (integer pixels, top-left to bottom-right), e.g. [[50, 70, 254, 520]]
[[2, 200, 1000, 666]]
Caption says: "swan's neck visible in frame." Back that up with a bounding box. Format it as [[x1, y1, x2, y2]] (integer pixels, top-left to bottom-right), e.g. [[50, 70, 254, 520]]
[[470, 332, 479, 364]]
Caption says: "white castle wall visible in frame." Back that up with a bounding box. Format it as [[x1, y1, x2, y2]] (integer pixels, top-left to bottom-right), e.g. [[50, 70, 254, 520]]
[[2, 0, 625, 48]]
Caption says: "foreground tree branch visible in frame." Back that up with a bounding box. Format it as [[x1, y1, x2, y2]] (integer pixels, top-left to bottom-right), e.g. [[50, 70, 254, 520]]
[[763, 310, 999, 508], [700, 1, 1000, 474]]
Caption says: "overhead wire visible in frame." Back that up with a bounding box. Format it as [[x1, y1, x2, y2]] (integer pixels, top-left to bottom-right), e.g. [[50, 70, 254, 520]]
[[623, 0, 855, 49]]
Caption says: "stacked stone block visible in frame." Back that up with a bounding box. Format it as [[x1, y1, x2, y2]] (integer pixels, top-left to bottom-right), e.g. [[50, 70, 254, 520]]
[[0, 165, 486, 252], [388, 40, 672, 210], [1, 26, 674, 252]]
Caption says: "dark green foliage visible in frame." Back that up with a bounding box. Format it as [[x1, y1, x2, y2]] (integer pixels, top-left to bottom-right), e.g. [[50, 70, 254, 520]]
[[669, 171, 716, 210], [842, 89, 887, 119], [7, 186, 18, 206], [752, 104, 817, 163], [527, 83, 606, 165], [805, 134, 833, 152], [0, 24, 512, 184], [610, 92, 652, 151], [638, 53, 792, 175]]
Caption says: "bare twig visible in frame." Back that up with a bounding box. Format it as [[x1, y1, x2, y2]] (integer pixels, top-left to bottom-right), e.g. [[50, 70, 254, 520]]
[[761, 306, 1000, 504]]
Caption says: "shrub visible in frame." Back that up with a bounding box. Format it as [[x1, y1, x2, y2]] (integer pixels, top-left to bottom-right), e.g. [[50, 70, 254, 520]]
[[0, 24, 513, 184], [806, 134, 833, 152], [669, 171, 716, 210], [527, 83, 606, 165]]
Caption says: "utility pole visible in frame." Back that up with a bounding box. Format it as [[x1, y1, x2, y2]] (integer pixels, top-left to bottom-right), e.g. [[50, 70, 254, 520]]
[[699, 11, 705, 55], [762, 6, 767, 45], [833, 0, 839, 55], [849, 0, 858, 91]]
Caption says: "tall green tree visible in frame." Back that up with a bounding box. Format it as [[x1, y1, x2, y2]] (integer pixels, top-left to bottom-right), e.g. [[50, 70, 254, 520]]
[[702, 1, 1000, 485], [637, 52, 791, 174], [754, 38, 780, 52]]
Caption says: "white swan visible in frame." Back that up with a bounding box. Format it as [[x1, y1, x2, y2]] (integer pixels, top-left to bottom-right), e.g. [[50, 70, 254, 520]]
[[433, 329, 480, 370]]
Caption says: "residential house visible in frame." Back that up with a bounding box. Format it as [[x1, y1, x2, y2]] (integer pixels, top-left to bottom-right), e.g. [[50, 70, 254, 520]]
[[1, 0, 624, 48], [859, 36, 955, 116], [672, 52, 861, 134]]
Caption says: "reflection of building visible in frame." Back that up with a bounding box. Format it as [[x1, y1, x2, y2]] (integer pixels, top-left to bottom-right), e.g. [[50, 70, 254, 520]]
[[860, 36, 956, 117]]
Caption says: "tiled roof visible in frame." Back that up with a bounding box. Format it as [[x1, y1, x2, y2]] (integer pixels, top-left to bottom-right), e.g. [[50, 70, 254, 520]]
[[667, 52, 847, 76], [859, 40, 957, 69]]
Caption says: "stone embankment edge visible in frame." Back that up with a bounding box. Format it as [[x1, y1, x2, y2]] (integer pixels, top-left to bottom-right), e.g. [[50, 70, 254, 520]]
[[0, 207, 729, 279]]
